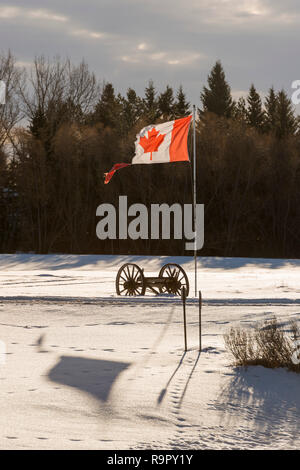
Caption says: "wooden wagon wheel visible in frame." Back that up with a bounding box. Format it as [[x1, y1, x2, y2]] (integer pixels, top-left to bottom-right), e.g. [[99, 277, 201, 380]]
[[116, 263, 146, 296], [158, 263, 189, 297]]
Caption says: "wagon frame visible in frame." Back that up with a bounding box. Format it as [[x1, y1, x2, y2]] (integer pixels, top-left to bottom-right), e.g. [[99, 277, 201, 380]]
[[115, 263, 189, 297]]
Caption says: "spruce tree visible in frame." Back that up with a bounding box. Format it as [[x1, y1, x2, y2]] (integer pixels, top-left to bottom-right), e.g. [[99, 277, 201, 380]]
[[264, 87, 277, 134], [246, 84, 265, 131], [29, 107, 47, 140], [158, 85, 175, 120], [200, 61, 233, 118], [120, 88, 142, 134], [275, 90, 297, 139], [232, 96, 247, 123], [93, 83, 120, 129], [174, 85, 190, 118], [143, 80, 158, 123]]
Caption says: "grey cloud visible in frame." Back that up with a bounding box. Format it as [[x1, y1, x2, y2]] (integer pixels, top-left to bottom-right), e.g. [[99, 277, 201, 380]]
[[0, 0, 299, 110]]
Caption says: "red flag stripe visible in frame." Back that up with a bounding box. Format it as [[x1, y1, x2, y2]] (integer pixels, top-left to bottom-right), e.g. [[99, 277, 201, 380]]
[[169, 115, 192, 162], [104, 163, 131, 184]]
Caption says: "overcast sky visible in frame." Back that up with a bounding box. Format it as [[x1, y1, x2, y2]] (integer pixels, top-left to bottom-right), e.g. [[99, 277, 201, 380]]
[[1, 0, 300, 108]]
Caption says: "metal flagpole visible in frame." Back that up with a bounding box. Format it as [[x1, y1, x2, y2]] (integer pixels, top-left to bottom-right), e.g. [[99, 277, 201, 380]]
[[193, 105, 197, 297]]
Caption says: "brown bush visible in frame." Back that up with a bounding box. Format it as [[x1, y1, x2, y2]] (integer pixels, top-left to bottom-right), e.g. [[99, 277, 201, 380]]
[[224, 318, 300, 372]]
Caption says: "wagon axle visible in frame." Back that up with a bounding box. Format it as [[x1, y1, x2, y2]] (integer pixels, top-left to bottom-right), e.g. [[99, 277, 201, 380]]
[[116, 263, 189, 297]]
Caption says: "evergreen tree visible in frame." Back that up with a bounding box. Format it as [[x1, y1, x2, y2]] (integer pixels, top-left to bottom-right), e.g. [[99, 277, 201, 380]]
[[232, 96, 247, 123], [246, 84, 265, 131], [264, 87, 277, 134], [174, 85, 190, 118], [200, 61, 233, 118], [158, 85, 175, 120], [29, 107, 48, 140], [143, 80, 158, 123], [93, 83, 121, 129], [120, 88, 142, 134], [275, 90, 297, 139], [29, 99, 83, 145]]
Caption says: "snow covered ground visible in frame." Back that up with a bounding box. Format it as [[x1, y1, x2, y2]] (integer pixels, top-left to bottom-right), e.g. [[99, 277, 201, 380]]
[[0, 254, 299, 449]]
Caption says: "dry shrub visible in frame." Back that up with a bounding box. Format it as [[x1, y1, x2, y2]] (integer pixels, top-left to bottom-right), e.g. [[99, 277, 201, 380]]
[[224, 317, 300, 372]]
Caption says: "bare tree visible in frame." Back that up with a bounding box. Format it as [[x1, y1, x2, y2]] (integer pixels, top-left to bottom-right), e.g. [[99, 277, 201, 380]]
[[19, 55, 67, 121], [0, 50, 25, 148], [66, 59, 100, 115], [19, 55, 100, 124]]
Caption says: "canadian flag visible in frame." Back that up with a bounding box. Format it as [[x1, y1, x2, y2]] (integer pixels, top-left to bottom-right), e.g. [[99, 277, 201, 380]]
[[104, 115, 192, 184]]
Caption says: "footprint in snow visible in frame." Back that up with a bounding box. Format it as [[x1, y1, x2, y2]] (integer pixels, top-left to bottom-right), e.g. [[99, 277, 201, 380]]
[[202, 347, 221, 354]]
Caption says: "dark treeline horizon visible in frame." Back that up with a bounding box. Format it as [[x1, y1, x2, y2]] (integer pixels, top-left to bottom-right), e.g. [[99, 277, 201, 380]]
[[0, 52, 299, 258]]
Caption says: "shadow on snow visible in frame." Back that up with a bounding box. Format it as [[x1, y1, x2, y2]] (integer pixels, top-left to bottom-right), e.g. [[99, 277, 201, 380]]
[[48, 355, 130, 402]]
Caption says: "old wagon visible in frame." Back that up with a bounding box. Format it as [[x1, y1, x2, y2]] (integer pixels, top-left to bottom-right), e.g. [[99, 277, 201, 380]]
[[115, 263, 189, 297]]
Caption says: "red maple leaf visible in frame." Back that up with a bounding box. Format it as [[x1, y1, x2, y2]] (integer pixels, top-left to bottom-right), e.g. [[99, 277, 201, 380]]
[[139, 127, 165, 161]]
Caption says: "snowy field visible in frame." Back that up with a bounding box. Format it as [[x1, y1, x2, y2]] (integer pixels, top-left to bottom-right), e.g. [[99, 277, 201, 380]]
[[0, 254, 299, 449]]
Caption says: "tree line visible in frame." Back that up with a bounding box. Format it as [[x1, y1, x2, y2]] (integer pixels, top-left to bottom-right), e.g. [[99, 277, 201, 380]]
[[0, 52, 299, 257]]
